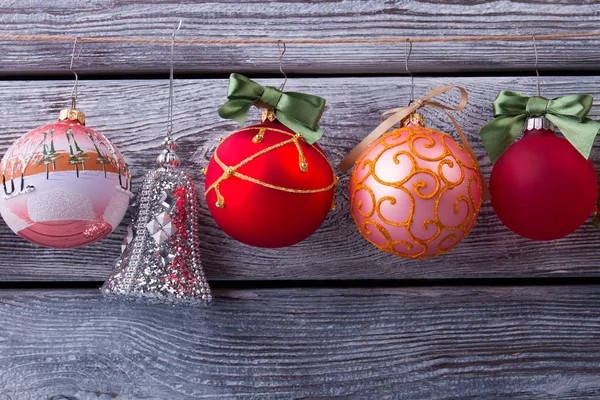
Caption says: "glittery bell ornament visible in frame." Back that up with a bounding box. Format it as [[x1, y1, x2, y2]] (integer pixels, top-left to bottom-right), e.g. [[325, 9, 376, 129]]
[[103, 22, 210, 304], [0, 108, 132, 247], [101, 137, 212, 304]]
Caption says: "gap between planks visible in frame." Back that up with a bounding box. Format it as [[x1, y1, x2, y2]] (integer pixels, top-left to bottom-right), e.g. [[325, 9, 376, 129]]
[[3, 277, 600, 291], [2, 68, 600, 81]]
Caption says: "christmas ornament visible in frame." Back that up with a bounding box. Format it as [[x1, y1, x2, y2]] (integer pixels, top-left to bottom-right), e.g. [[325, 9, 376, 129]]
[[0, 109, 131, 248], [102, 21, 212, 305], [101, 139, 212, 304], [205, 73, 337, 248], [102, 21, 211, 304], [480, 90, 600, 240], [339, 86, 486, 259], [0, 38, 131, 248]]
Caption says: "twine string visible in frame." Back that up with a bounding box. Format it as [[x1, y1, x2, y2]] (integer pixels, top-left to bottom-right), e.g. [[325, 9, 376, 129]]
[[0, 32, 599, 45]]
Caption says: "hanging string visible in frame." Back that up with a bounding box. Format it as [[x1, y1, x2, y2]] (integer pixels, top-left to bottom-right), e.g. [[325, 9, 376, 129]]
[[167, 20, 182, 141], [532, 35, 541, 97], [0, 32, 599, 45], [277, 40, 288, 91], [69, 37, 84, 109], [405, 39, 415, 103]]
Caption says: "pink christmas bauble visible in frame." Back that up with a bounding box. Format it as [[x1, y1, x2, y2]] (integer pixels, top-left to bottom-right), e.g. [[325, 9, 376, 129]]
[[349, 121, 483, 259], [0, 110, 131, 248]]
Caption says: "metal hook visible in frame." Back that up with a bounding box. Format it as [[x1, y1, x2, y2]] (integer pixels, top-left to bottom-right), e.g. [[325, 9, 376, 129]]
[[533, 35, 541, 97], [69, 37, 84, 109], [203, 146, 215, 162], [277, 40, 288, 91], [405, 39, 415, 103], [118, 165, 129, 191], [167, 20, 182, 141]]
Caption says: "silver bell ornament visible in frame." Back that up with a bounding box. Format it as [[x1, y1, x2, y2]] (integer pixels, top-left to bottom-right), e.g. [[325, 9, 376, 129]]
[[101, 138, 212, 304], [102, 21, 211, 304]]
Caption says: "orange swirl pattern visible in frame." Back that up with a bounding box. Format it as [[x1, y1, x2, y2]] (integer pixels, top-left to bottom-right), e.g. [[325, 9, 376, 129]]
[[349, 125, 483, 259]]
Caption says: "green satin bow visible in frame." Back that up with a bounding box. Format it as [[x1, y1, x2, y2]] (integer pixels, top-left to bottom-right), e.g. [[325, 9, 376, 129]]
[[479, 90, 600, 163], [217, 73, 326, 144]]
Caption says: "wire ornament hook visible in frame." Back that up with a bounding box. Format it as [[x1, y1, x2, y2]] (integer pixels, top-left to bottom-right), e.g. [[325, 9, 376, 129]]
[[69, 37, 84, 109], [533, 35, 541, 97], [405, 39, 415, 103], [167, 20, 182, 141], [277, 40, 288, 91]]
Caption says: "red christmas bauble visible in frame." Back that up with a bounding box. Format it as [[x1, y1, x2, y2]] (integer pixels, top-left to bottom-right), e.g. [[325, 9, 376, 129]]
[[490, 126, 598, 240], [204, 120, 336, 248]]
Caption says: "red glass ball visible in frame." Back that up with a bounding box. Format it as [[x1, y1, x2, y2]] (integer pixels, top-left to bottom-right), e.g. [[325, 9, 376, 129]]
[[490, 128, 598, 240], [204, 120, 336, 248]]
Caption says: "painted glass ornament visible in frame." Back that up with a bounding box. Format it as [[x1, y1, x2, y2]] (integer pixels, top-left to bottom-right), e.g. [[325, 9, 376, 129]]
[[101, 138, 212, 304], [0, 109, 131, 248], [349, 113, 483, 259]]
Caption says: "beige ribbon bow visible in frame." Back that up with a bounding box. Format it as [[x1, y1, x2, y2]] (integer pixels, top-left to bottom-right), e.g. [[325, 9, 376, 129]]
[[337, 85, 490, 201]]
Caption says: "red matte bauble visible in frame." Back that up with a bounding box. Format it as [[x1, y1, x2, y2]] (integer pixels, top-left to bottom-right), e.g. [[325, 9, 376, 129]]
[[490, 127, 598, 240], [204, 120, 336, 248]]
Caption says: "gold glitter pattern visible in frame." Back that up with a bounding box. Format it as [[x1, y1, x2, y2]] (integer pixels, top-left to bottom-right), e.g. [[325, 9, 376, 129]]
[[205, 126, 337, 208], [350, 126, 483, 259]]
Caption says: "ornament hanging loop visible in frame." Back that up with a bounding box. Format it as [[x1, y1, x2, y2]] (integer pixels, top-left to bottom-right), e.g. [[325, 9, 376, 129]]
[[69, 37, 84, 110], [158, 20, 182, 170], [277, 40, 288, 91], [532, 35, 541, 97], [405, 38, 415, 104], [167, 20, 182, 141]]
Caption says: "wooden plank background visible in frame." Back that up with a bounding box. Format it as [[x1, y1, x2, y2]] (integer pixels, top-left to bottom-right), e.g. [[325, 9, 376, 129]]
[[1, 76, 599, 281], [2, 286, 600, 399], [0, 1, 600, 75], [2, 1, 600, 398]]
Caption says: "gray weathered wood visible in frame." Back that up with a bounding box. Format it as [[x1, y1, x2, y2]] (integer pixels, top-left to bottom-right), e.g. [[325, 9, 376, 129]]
[[1, 286, 600, 399], [0, 1, 599, 75], [2, 76, 600, 282]]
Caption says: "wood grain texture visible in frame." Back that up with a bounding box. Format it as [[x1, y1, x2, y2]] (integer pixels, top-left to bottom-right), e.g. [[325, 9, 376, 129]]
[[2, 76, 600, 282], [1, 286, 600, 399], [0, 1, 599, 75]]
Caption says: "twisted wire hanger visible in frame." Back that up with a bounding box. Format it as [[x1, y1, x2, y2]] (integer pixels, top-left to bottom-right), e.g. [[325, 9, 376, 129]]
[[405, 39, 415, 103], [69, 37, 84, 109], [277, 40, 288, 91], [532, 35, 541, 96], [166, 20, 182, 140]]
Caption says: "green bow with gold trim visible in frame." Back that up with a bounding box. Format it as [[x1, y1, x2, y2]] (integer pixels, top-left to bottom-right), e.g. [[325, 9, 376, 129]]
[[479, 90, 600, 163], [217, 73, 326, 144]]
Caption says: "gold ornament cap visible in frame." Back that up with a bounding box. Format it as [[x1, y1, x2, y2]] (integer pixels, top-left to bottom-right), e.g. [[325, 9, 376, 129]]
[[58, 108, 86, 125], [261, 109, 277, 123], [402, 112, 425, 127]]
